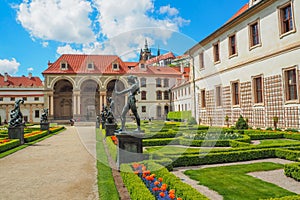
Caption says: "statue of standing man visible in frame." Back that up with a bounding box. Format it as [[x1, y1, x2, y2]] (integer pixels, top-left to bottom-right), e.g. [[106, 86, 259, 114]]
[[115, 75, 141, 132]]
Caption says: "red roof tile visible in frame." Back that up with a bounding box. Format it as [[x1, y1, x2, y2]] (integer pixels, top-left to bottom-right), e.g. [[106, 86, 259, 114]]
[[227, 3, 249, 23], [128, 65, 182, 77], [146, 52, 175, 65], [0, 74, 43, 87], [43, 54, 129, 75]]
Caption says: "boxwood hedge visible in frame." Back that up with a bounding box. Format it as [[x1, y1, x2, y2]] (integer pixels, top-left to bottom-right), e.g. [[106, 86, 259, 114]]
[[284, 163, 300, 181], [0, 139, 20, 153]]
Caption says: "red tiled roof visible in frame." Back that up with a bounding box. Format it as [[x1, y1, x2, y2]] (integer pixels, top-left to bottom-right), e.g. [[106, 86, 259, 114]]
[[145, 52, 175, 65], [172, 66, 190, 78], [0, 74, 43, 87], [43, 54, 129, 75], [227, 3, 249, 23]]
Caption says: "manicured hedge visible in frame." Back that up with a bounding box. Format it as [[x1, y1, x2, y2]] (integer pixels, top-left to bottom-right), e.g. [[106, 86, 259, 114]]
[[143, 138, 180, 146], [24, 130, 48, 143], [263, 195, 300, 200], [0, 134, 8, 138], [49, 126, 65, 133], [284, 163, 300, 181], [145, 162, 209, 200], [284, 133, 300, 141], [230, 140, 251, 148], [0, 139, 20, 153], [105, 135, 117, 162], [120, 164, 155, 200], [146, 132, 182, 139], [275, 149, 300, 161], [167, 111, 192, 121], [244, 130, 284, 140]]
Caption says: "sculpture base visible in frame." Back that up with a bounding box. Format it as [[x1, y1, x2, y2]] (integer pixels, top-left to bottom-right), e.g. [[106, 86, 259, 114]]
[[116, 133, 144, 170], [105, 123, 117, 136], [40, 122, 49, 134], [8, 126, 25, 145], [96, 121, 100, 128]]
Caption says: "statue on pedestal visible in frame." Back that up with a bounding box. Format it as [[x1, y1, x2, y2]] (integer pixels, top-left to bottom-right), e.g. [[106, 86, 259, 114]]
[[9, 99, 25, 127], [115, 75, 141, 132], [40, 108, 49, 123]]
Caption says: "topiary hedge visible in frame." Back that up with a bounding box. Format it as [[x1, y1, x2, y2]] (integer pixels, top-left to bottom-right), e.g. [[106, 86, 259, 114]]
[[143, 138, 180, 146], [284, 163, 300, 181], [244, 130, 284, 140], [120, 164, 156, 200], [167, 111, 192, 121], [24, 130, 48, 143], [284, 133, 300, 141], [263, 195, 300, 200], [0, 139, 20, 153], [145, 161, 209, 200]]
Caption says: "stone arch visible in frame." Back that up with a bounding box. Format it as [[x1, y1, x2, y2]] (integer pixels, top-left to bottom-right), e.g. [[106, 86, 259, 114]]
[[50, 76, 76, 90], [53, 79, 73, 120], [80, 79, 100, 121], [106, 79, 125, 118], [77, 76, 102, 90]]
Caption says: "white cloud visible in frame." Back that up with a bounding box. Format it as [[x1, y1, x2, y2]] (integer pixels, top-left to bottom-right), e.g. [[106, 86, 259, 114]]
[[159, 5, 179, 16], [27, 67, 34, 72], [0, 58, 20, 75], [16, 0, 96, 43]]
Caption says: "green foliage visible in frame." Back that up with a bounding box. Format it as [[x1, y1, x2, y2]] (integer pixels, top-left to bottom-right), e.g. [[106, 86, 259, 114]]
[[96, 129, 119, 200], [0, 139, 20, 153], [143, 138, 180, 146], [229, 140, 251, 148], [187, 117, 197, 125], [235, 115, 248, 130], [275, 149, 300, 161], [286, 128, 299, 133], [24, 130, 48, 143], [106, 136, 117, 162], [184, 162, 295, 200], [266, 127, 273, 131], [244, 130, 284, 140], [284, 163, 300, 181], [284, 133, 300, 140], [263, 195, 300, 200], [167, 111, 192, 121], [120, 164, 155, 200], [145, 162, 209, 200], [0, 116, 2, 125]]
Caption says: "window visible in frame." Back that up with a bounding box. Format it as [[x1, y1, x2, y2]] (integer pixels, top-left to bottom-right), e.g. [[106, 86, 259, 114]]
[[253, 76, 263, 104], [249, 21, 260, 47], [60, 61, 67, 70], [22, 97, 27, 101], [156, 78, 162, 87], [0, 97, 3, 101], [199, 52, 204, 69], [142, 106, 146, 112], [284, 68, 298, 101], [34, 97, 39, 101], [156, 91, 162, 100], [157, 106, 162, 118], [201, 89, 206, 108], [164, 91, 169, 100], [213, 42, 220, 63], [163, 79, 169, 87], [140, 63, 145, 69], [232, 82, 240, 105], [229, 34, 237, 56], [279, 3, 294, 35], [10, 97, 15, 101], [35, 110, 39, 118], [140, 78, 147, 87], [112, 63, 119, 70], [141, 91, 147, 100], [216, 86, 222, 107], [87, 62, 94, 70]]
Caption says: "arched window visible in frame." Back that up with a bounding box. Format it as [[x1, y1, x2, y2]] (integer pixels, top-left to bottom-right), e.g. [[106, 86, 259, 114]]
[[164, 91, 169, 100]]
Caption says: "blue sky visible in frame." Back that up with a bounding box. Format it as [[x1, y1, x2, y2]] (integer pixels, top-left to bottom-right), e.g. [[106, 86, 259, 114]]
[[0, 0, 248, 80]]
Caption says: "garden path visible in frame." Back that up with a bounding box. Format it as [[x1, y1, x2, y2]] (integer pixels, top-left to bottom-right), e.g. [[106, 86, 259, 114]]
[[172, 158, 299, 200], [0, 126, 98, 200]]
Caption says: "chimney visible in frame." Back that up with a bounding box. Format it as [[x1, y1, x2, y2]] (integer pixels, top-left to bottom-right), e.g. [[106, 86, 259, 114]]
[[28, 72, 32, 79], [4, 72, 8, 82]]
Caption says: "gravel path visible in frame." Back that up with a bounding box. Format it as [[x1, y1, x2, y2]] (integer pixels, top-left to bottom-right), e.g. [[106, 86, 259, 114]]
[[172, 158, 299, 200], [0, 126, 98, 200]]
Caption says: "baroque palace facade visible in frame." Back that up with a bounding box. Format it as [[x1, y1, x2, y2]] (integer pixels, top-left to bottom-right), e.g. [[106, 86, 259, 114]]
[[188, 0, 300, 129]]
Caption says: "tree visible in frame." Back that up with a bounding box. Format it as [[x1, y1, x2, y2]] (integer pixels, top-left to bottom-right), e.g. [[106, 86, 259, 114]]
[[235, 115, 248, 130]]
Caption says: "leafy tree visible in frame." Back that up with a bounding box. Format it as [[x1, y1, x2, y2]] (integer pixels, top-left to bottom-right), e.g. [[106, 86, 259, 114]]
[[235, 115, 248, 130]]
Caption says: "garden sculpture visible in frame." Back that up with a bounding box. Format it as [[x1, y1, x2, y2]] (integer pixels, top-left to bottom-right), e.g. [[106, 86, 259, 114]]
[[40, 108, 49, 123], [115, 75, 141, 132], [106, 97, 115, 124], [9, 99, 25, 127]]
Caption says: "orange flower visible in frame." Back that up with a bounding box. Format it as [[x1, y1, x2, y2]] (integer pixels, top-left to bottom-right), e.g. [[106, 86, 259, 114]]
[[134, 171, 139, 175], [177, 198, 182, 200], [152, 187, 159, 191], [154, 181, 160, 186], [159, 192, 165, 197], [169, 193, 175, 199], [169, 189, 175, 194], [158, 177, 163, 182]]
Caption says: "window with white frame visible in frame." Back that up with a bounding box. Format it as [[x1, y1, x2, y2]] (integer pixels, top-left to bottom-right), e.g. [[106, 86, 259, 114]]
[[229, 34, 237, 56], [60, 61, 68, 70], [284, 67, 298, 101], [249, 21, 261, 48], [253, 76, 263, 104], [213, 42, 220, 63], [279, 2, 295, 35], [112, 63, 119, 70]]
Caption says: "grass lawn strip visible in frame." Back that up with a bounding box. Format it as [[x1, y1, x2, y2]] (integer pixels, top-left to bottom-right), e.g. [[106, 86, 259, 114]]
[[184, 162, 296, 200], [95, 129, 119, 200]]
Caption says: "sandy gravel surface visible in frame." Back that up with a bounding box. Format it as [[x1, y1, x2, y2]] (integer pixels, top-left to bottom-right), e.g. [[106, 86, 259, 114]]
[[0, 126, 98, 200], [172, 158, 298, 200]]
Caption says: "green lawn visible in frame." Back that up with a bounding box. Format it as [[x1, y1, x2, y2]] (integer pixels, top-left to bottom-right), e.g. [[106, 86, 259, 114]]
[[184, 162, 296, 200], [256, 139, 300, 146]]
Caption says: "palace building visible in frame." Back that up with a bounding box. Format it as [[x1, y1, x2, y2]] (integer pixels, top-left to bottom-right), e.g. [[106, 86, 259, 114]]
[[187, 0, 300, 129]]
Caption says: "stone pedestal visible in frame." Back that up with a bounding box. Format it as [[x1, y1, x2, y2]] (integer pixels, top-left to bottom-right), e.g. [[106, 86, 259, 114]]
[[40, 122, 50, 134], [96, 121, 100, 128], [105, 123, 117, 136], [116, 133, 144, 170], [8, 126, 25, 144]]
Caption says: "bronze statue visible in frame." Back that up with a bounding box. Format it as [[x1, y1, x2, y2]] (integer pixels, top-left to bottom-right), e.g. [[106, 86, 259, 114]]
[[115, 75, 141, 132], [40, 108, 49, 123], [9, 99, 25, 127]]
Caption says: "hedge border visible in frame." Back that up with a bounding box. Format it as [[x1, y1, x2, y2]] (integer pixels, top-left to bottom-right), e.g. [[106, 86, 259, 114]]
[[284, 163, 300, 181]]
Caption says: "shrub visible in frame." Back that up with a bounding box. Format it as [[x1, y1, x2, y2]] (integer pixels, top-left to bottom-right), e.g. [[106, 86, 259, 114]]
[[266, 127, 273, 131], [24, 130, 48, 143], [187, 117, 197, 125], [235, 115, 248, 130], [167, 111, 192, 121], [284, 163, 300, 181], [284, 133, 300, 140], [0, 139, 20, 153], [286, 128, 299, 133]]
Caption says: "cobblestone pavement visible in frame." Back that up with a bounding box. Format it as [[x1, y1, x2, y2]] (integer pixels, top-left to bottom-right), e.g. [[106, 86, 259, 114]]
[[172, 158, 299, 200], [0, 126, 98, 200]]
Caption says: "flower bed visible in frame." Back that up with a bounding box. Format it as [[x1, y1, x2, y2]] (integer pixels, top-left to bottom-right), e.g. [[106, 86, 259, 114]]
[[0, 139, 20, 153], [24, 130, 48, 142], [49, 126, 65, 133], [132, 163, 182, 200]]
